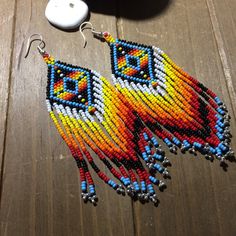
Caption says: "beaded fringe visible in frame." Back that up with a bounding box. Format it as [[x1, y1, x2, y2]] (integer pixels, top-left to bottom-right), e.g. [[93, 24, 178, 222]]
[[44, 53, 169, 204], [105, 32, 233, 163], [42, 33, 233, 204]]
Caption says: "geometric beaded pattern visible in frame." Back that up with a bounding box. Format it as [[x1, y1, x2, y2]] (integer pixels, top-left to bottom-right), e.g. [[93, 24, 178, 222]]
[[44, 55, 168, 203], [110, 39, 155, 84], [47, 61, 95, 111], [104, 33, 233, 162], [42, 47, 233, 204]]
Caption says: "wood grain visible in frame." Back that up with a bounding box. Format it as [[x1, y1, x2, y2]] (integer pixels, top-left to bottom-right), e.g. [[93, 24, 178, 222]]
[[206, 0, 236, 116], [117, 0, 236, 235], [0, 0, 16, 190], [0, 0, 235, 235], [0, 0, 134, 236]]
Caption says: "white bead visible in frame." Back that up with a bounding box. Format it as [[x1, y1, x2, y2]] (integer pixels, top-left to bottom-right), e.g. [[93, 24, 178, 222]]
[[94, 111, 103, 122]]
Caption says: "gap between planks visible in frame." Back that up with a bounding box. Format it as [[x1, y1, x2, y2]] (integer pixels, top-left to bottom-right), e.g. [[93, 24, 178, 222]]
[[0, 0, 17, 205], [206, 0, 236, 117]]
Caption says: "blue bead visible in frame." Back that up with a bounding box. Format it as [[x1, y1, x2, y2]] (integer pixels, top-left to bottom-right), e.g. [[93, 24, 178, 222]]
[[143, 133, 149, 141], [217, 108, 225, 115], [215, 114, 222, 121], [145, 146, 151, 154], [193, 142, 202, 149], [148, 186, 154, 191], [153, 154, 163, 161], [151, 137, 158, 146], [215, 97, 223, 105], [154, 164, 164, 173], [215, 125, 223, 133], [216, 147, 222, 154], [164, 138, 172, 147], [173, 137, 181, 146], [183, 140, 191, 148], [219, 143, 228, 152], [149, 176, 158, 184]]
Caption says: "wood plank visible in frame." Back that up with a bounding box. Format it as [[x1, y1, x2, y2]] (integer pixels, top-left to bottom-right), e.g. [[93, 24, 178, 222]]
[[1, 0, 236, 235], [0, 0, 134, 235], [206, 0, 236, 116], [0, 0, 16, 190], [117, 0, 236, 235], [205, 1, 236, 235]]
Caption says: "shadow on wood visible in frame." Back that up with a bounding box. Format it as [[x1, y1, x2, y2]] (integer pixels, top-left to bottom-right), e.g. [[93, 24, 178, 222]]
[[86, 0, 171, 20]]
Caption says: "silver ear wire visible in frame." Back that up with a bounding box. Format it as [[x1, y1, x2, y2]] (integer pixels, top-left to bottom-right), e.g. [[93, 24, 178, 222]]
[[24, 34, 46, 58], [79, 21, 104, 48]]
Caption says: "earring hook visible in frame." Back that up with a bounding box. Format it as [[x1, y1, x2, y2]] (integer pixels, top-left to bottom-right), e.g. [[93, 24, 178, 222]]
[[24, 33, 46, 58], [79, 21, 104, 48]]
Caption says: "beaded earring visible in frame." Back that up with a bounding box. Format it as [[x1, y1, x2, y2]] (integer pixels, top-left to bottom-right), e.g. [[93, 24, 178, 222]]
[[79, 23, 234, 165], [25, 34, 169, 205]]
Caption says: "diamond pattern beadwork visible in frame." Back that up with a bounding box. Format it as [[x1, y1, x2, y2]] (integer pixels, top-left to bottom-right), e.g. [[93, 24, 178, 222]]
[[110, 39, 155, 84], [104, 31, 233, 164], [47, 61, 94, 110], [42, 52, 167, 204]]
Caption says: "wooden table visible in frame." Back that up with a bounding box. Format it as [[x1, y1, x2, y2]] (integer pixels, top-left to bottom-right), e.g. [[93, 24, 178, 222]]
[[0, 0, 236, 235]]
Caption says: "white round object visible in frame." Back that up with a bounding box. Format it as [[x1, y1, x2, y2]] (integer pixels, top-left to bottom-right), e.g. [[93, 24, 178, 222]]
[[45, 0, 89, 30]]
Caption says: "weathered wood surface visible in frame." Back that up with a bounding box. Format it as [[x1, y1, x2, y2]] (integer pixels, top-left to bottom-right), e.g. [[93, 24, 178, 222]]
[[117, 0, 236, 235], [0, 0, 235, 235], [0, 0, 16, 190]]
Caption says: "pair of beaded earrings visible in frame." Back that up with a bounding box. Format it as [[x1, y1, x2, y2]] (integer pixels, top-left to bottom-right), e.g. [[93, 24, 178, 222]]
[[25, 22, 233, 205]]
